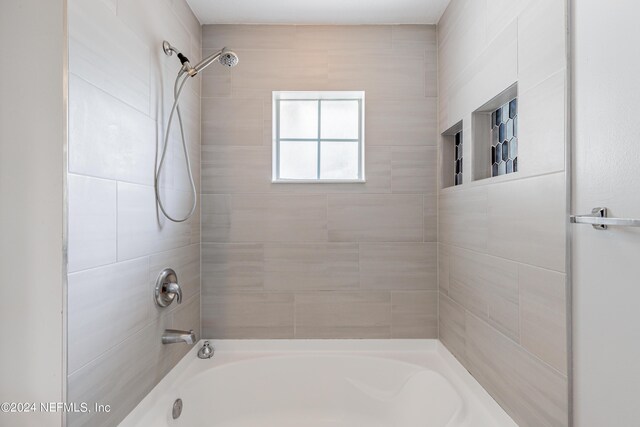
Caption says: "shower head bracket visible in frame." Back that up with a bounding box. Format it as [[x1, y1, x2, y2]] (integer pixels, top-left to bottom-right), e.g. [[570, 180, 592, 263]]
[[163, 40, 174, 56]]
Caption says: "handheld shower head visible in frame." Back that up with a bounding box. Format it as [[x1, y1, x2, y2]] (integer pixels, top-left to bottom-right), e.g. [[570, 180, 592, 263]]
[[193, 48, 239, 74], [164, 41, 239, 76], [218, 50, 239, 67]]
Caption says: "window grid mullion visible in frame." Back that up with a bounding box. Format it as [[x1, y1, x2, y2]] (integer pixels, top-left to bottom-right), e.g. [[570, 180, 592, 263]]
[[317, 99, 321, 180], [276, 99, 281, 180], [358, 98, 362, 180]]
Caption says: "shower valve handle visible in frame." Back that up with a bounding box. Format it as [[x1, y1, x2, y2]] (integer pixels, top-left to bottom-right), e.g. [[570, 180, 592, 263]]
[[155, 268, 182, 307]]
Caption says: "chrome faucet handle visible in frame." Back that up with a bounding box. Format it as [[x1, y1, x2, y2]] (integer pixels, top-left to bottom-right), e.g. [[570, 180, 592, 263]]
[[165, 282, 182, 304], [155, 268, 183, 307]]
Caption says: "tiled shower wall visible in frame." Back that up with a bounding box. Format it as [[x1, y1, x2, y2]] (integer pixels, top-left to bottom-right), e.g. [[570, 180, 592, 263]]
[[66, 1, 201, 425], [437, 0, 568, 426], [200, 25, 438, 338]]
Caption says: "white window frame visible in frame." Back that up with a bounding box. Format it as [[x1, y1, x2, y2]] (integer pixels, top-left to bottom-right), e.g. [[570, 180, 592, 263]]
[[272, 91, 365, 183]]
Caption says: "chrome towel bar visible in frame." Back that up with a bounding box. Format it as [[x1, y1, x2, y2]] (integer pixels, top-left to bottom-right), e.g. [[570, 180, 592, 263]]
[[570, 207, 640, 230]]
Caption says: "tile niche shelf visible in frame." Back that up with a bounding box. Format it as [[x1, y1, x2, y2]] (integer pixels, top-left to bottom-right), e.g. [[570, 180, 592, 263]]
[[441, 121, 463, 189], [471, 84, 518, 181]]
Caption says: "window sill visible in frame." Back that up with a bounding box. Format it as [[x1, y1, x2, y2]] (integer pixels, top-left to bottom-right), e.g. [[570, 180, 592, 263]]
[[272, 179, 366, 184]]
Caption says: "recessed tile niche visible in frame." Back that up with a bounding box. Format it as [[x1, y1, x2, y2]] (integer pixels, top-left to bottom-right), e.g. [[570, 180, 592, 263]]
[[472, 84, 518, 181], [441, 121, 463, 189]]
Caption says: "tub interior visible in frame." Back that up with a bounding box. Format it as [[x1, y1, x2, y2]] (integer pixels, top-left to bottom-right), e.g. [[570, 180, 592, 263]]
[[172, 355, 462, 427]]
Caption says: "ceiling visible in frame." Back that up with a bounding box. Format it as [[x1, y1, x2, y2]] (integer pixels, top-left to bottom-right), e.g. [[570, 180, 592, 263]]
[[186, 0, 451, 25]]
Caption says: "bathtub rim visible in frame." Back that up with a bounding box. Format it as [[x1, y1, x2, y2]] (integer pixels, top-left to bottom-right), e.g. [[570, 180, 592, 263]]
[[118, 339, 517, 427]]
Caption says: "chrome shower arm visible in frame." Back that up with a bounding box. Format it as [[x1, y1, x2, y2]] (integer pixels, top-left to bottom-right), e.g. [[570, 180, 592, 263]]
[[193, 50, 223, 74]]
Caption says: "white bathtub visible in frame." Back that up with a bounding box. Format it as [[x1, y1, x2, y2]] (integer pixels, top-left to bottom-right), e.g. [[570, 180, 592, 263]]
[[119, 340, 517, 427]]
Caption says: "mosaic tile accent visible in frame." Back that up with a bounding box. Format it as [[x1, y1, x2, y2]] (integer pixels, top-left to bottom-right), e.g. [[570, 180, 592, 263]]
[[491, 98, 518, 177], [454, 131, 463, 186]]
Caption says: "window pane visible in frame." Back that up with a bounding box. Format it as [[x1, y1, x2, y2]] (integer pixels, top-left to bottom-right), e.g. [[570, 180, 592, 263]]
[[279, 100, 318, 139], [279, 141, 318, 179], [320, 141, 359, 180], [321, 100, 359, 139]]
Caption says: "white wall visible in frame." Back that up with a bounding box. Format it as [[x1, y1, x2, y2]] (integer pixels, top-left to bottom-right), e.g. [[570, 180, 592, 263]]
[[0, 1, 66, 426], [572, 1, 640, 425]]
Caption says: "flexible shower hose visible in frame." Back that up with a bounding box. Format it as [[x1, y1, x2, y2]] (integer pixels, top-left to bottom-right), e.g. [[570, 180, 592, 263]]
[[155, 71, 197, 223]]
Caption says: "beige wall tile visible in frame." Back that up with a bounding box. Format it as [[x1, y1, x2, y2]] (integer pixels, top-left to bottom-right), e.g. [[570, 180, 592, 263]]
[[517, 0, 566, 93], [68, 174, 117, 273], [295, 292, 391, 338], [391, 25, 437, 48], [68, 257, 151, 374], [449, 247, 519, 341], [295, 26, 392, 50], [68, 75, 156, 185], [201, 24, 437, 340], [487, 173, 566, 272], [391, 291, 437, 338], [438, 1, 568, 425], [439, 186, 488, 251], [169, 0, 201, 42], [202, 98, 264, 146], [438, 0, 487, 100], [201, 146, 271, 193], [424, 192, 437, 242], [210, 194, 328, 242], [67, 1, 201, 424], [232, 49, 328, 98], [201, 71, 231, 98], [201, 194, 231, 242], [517, 70, 566, 177], [203, 25, 297, 50], [392, 146, 438, 193], [438, 244, 451, 294], [67, 316, 186, 427], [465, 313, 568, 427], [190, 204, 201, 244], [439, 292, 466, 362], [117, 182, 192, 260], [485, 0, 527, 43], [445, 22, 518, 132], [328, 194, 423, 242], [520, 264, 567, 374], [264, 243, 359, 291], [116, 0, 195, 61], [367, 99, 437, 146], [329, 51, 424, 99], [360, 243, 437, 290], [202, 292, 294, 338], [425, 43, 438, 98], [68, 0, 150, 114], [202, 243, 264, 291]]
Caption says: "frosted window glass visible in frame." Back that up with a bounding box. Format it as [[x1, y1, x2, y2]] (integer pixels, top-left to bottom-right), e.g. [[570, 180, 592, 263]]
[[320, 141, 359, 179], [321, 100, 359, 139], [279, 141, 318, 179], [279, 101, 318, 139]]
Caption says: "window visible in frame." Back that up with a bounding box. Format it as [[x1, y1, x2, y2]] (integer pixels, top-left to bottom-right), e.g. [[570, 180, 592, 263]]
[[273, 91, 365, 182]]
